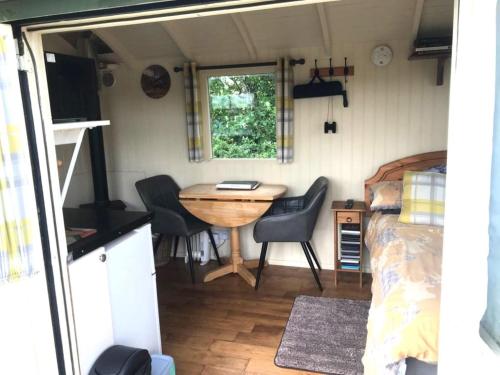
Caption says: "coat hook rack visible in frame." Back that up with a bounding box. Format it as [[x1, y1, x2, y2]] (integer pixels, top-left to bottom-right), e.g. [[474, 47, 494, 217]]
[[310, 59, 355, 79], [295, 57, 349, 107]]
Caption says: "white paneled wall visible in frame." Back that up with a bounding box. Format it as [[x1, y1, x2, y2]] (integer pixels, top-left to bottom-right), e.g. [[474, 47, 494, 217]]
[[97, 40, 449, 270]]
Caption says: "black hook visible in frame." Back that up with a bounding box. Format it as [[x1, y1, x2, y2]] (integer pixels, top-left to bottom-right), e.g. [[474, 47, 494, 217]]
[[329, 58, 334, 77], [344, 57, 348, 84], [310, 58, 324, 83]]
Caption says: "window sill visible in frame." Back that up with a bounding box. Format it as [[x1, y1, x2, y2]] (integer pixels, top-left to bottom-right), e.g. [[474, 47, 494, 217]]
[[208, 158, 276, 161]]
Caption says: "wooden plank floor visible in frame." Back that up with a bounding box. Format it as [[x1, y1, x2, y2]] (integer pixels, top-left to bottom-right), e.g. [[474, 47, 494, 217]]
[[156, 259, 372, 375]]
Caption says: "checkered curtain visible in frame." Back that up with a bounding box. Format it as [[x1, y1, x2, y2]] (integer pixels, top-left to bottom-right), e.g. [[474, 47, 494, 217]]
[[276, 58, 294, 164], [0, 32, 40, 283], [183, 62, 204, 162]]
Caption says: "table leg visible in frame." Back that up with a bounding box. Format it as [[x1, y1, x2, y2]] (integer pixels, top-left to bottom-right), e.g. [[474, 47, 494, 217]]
[[203, 226, 258, 287], [243, 259, 268, 269], [230, 227, 243, 269], [203, 264, 233, 282], [237, 264, 256, 287]]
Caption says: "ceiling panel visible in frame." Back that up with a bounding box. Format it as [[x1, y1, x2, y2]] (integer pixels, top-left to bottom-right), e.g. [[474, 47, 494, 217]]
[[242, 5, 323, 51], [325, 0, 415, 43], [161, 14, 249, 60], [103, 23, 184, 59], [83, 0, 454, 62]]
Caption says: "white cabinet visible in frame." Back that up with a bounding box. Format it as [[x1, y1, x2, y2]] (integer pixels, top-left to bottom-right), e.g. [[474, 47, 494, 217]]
[[68, 224, 161, 375], [68, 247, 114, 375], [105, 224, 162, 354]]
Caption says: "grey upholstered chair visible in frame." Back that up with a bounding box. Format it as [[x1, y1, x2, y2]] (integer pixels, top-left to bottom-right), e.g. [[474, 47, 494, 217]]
[[253, 177, 328, 291], [136, 175, 222, 283]]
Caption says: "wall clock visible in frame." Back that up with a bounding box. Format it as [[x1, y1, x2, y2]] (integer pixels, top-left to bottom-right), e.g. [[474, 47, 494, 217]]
[[141, 65, 171, 99], [371, 45, 393, 67], [102, 71, 115, 88]]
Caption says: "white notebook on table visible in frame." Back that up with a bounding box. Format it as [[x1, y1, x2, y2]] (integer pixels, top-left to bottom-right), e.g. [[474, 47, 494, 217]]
[[216, 181, 261, 190]]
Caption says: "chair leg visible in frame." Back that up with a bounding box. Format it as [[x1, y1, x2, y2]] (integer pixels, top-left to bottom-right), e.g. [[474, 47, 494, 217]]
[[301, 242, 323, 291], [153, 234, 164, 255], [207, 229, 223, 265], [306, 241, 322, 271], [185, 236, 195, 284], [255, 242, 268, 291], [173, 236, 179, 258]]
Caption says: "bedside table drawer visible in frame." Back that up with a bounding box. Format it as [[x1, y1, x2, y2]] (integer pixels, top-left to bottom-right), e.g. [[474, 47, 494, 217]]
[[336, 211, 360, 224]]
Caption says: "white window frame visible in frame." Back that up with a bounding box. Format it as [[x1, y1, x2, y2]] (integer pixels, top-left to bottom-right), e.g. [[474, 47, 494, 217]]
[[198, 66, 276, 161]]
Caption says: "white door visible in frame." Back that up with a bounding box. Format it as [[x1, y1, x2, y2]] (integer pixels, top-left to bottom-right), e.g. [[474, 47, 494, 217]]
[[105, 224, 162, 354], [68, 247, 114, 375]]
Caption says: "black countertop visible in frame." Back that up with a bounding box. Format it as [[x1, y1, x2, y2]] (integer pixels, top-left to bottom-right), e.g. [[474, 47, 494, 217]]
[[64, 208, 153, 261]]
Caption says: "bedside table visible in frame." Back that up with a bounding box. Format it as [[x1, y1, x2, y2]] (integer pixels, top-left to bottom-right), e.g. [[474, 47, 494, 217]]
[[331, 201, 366, 288]]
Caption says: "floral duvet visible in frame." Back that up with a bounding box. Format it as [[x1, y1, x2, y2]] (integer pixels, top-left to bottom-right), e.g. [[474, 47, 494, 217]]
[[362, 212, 443, 375]]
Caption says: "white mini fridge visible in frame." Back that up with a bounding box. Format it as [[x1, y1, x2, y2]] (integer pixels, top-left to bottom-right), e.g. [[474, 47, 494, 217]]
[[68, 224, 162, 374]]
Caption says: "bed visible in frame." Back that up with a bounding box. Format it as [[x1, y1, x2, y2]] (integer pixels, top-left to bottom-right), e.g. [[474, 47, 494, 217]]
[[362, 151, 447, 375]]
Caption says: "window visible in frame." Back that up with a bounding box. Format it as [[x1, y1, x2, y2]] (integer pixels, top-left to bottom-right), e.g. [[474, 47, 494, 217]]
[[207, 73, 276, 159]]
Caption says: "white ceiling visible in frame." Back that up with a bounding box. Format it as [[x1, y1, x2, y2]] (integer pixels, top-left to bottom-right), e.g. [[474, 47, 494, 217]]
[[49, 0, 454, 64], [103, 22, 183, 59]]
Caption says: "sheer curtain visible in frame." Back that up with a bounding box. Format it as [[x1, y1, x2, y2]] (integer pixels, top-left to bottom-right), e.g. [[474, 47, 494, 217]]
[[0, 31, 40, 282], [479, 1, 500, 354]]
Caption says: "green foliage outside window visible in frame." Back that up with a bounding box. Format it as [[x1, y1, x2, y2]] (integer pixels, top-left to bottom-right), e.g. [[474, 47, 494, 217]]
[[208, 73, 276, 159]]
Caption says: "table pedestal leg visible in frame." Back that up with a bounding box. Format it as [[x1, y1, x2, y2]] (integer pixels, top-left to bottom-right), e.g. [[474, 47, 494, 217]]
[[230, 226, 243, 269], [203, 226, 259, 287], [243, 259, 268, 269], [203, 264, 233, 282]]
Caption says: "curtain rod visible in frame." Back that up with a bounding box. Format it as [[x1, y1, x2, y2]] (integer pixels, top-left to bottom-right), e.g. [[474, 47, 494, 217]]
[[173, 58, 305, 72]]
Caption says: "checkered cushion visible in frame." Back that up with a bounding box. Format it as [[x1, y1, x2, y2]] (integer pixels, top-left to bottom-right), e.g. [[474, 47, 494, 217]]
[[399, 171, 446, 226]]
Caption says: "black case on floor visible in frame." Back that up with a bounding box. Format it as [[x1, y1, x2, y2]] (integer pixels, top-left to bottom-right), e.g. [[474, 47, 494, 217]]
[[89, 345, 151, 375]]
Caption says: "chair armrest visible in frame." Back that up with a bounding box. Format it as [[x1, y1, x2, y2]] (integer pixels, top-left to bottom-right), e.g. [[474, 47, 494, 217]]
[[151, 205, 188, 235], [270, 196, 305, 215], [254, 208, 313, 242]]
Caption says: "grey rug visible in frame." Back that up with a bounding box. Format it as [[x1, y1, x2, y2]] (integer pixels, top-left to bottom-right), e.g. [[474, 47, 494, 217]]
[[275, 296, 371, 375]]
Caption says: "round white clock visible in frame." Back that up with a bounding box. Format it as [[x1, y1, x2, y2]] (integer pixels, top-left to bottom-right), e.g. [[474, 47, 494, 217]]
[[371, 45, 393, 66]]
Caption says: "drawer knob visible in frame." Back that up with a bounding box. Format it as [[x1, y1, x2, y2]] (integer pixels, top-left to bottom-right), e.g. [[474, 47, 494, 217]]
[[347, 217, 352, 223], [99, 254, 107, 262]]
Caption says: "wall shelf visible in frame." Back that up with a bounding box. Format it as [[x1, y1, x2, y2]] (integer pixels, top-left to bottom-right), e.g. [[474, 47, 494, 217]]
[[53, 120, 110, 145], [408, 52, 451, 86], [53, 120, 110, 202]]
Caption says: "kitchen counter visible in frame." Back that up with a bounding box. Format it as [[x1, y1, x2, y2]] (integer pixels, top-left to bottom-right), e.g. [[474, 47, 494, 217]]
[[64, 207, 153, 261]]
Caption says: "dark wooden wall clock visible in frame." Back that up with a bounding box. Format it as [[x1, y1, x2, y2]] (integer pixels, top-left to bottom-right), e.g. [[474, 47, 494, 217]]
[[141, 65, 171, 99]]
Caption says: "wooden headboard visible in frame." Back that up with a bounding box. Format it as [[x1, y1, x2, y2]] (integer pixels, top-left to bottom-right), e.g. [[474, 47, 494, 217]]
[[364, 150, 447, 209]]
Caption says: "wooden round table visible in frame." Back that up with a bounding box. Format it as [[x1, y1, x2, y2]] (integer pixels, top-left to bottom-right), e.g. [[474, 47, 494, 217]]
[[179, 184, 287, 287]]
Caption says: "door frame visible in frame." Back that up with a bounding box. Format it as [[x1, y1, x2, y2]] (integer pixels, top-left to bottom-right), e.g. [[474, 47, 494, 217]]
[[18, 0, 496, 373], [16, 29, 78, 375], [14, 2, 341, 374]]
